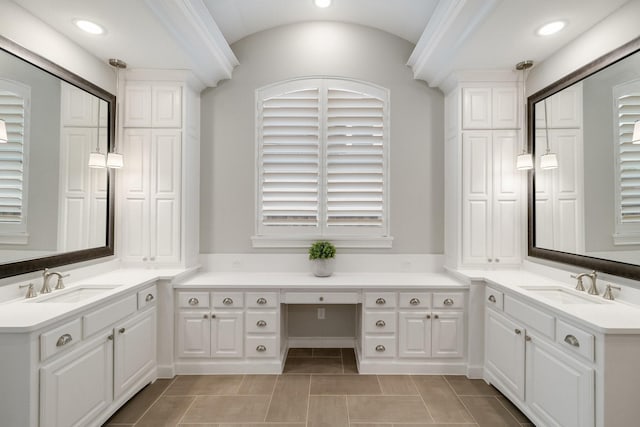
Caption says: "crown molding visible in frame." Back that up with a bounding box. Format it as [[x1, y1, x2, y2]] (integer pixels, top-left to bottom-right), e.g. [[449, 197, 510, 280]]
[[145, 0, 239, 88], [407, 0, 501, 90]]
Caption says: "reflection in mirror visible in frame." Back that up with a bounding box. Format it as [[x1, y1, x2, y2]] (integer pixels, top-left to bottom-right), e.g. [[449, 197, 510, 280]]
[[0, 36, 114, 278], [529, 36, 640, 280]]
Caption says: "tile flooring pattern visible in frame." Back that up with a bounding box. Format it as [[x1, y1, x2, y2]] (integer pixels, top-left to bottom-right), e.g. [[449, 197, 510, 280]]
[[104, 348, 533, 427]]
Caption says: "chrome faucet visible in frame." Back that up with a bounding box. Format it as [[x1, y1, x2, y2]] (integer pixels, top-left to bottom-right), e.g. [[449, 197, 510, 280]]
[[603, 284, 622, 301], [571, 271, 598, 294], [40, 269, 68, 294]]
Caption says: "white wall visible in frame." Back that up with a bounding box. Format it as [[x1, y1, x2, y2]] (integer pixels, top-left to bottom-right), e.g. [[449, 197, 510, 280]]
[[200, 22, 444, 254]]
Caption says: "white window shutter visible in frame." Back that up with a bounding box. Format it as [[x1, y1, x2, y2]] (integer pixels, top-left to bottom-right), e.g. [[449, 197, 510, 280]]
[[0, 90, 25, 223], [617, 93, 640, 223]]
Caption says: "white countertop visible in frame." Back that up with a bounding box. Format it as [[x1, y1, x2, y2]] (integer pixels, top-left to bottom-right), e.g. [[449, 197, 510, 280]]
[[456, 269, 640, 334], [0, 268, 189, 333], [175, 271, 467, 289]]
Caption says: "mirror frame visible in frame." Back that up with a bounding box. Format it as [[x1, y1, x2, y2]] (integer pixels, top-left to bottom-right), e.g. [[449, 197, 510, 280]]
[[0, 35, 115, 279], [527, 36, 640, 281]]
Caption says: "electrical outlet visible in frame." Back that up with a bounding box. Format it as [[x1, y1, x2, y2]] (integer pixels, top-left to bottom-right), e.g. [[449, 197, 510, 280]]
[[317, 307, 325, 320]]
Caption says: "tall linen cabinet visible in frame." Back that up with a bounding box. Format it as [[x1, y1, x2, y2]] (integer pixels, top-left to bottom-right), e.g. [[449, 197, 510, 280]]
[[119, 70, 201, 269]]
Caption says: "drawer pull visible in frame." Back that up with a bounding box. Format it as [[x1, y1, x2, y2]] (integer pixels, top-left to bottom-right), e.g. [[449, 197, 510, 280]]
[[443, 298, 454, 306], [145, 293, 154, 302], [188, 297, 199, 306], [514, 329, 522, 335], [488, 295, 496, 303], [257, 297, 267, 305], [375, 320, 386, 327], [256, 320, 267, 327], [56, 334, 73, 347], [409, 298, 420, 305], [256, 345, 267, 352], [119, 327, 126, 334], [375, 344, 386, 352], [223, 297, 233, 305], [376, 298, 386, 305], [564, 334, 580, 348]]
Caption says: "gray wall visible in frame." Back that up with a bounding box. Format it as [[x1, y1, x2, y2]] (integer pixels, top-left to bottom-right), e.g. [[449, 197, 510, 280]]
[[200, 22, 444, 254]]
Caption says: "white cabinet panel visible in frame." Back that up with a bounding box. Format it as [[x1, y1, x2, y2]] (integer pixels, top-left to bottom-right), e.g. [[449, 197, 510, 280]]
[[177, 311, 211, 358], [462, 87, 492, 129], [492, 87, 519, 129], [124, 84, 152, 127], [432, 311, 464, 358], [61, 82, 98, 127], [152, 86, 182, 127], [548, 84, 583, 128], [398, 311, 430, 358], [485, 309, 525, 400], [123, 129, 151, 196], [211, 311, 244, 358]]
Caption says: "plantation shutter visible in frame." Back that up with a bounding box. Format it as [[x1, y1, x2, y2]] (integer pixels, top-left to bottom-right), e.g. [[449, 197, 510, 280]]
[[617, 92, 640, 223], [326, 87, 385, 226], [259, 85, 320, 227], [0, 90, 25, 223]]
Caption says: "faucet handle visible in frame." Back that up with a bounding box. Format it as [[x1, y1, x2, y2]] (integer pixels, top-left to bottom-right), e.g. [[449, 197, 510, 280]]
[[570, 274, 586, 291], [603, 284, 622, 301], [19, 283, 37, 299], [54, 274, 70, 290]]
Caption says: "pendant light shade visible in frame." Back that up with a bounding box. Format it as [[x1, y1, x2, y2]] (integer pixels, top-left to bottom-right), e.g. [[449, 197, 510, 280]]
[[0, 119, 7, 143], [88, 151, 106, 168], [540, 151, 558, 169], [106, 152, 124, 168], [516, 152, 534, 170], [632, 120, 640, 144]]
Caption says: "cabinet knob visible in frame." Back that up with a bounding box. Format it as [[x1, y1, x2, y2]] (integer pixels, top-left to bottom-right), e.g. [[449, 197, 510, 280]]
[[56, 333, 73, 347], [223, 297, 233, 305], [375, 344, 386, 352], [142, 257, 148, 262], [495, 258, 500, 263], [203, 314, 209, 319], [375, 320, 386, 327], [426, 314, 431, 319], [376, 297, 386, 305], [150, 257, 156, 261], [257, 297, 267, 305], [488, 295, 496, 303], [211, 314, 216, 319], [188, 297, 199, 306], [319, 296, 324, 302], [256, 320, 267, 327], [443, 298, 454, 306], [434, 314, 439, 319], [525, 335, 532, 342], [488, 258, 493, 263], [514, 329, 522, 335], [409, 298, 420, 305], [564, 334, 580, 347], [107, 334, 114, 341], [145, 293, 154, 302], [256, 345, 267, 352], [119, 327, 126, 334]]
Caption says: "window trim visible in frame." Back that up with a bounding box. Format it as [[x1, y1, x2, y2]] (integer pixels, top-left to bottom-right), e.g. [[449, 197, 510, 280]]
[[252, 77, 391, 248]]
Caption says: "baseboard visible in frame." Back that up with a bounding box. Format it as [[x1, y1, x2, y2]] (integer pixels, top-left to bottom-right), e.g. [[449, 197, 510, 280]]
[[466, 364, 484, 379], [157, 364, 176, 379], [175, 360, 282, 374], [287, 337, 356, 348], [357, 359, 467, 375]]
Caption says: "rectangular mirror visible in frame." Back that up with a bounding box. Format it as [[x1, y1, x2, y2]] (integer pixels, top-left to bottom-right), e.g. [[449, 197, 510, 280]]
[[528, 36, 640, 281], [0, 35, 114, 279]]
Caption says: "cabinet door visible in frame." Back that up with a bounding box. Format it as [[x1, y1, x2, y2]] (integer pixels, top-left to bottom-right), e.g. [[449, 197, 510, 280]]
[[177, 311, 211, 358], [462, 87, 492, 129], [548, 83, 582, 129], [114, 309, 157, 399], [124, 83, 152, 127], [40, 333, 113, 427], [526, 334, 594, 427], [398, 311, 431, 358], [61, 82, 99, 127], [492, 87, 518, 129], [431, 311, 464, 358], [211, 311, 244, 358], [462, 132, 492, 264], [491, 131, 520, 264], [150, 130, 181, 263], [485, 309, 525, 400], [152, 85, 182, 127]]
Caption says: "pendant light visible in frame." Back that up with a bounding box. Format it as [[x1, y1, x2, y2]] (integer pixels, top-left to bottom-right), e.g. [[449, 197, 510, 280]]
[[0, 119, 7, 143], [88, 100, 106, 168], [540, 98, 558, 169], [107, 58, 126, 169], [632, 120, 640, 144], [515, 60, 534, 170]]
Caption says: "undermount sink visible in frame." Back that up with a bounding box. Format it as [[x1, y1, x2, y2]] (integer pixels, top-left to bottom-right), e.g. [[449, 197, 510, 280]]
[[28, 285, 119, 303], [521, 286, 606, 305]]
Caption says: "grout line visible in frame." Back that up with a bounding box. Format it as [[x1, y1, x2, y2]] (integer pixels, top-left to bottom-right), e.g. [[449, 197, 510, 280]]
[[263, 373, 279, 422], [173, 394, 197, 426], [409, 375, 435, 424], [306, 374, 312, 427], [493, 395, 529, 425], [128, 376, 178, 425]]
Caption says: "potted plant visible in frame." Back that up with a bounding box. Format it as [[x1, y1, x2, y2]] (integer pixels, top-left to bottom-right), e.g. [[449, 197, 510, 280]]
[[308, 240, 336, 277]]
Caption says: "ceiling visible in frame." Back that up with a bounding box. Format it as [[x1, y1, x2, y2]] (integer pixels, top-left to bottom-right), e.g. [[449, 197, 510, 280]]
[[10, 0, 633, 89]]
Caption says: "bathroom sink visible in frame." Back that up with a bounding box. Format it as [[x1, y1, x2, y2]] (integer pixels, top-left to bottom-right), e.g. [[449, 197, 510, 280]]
[[28, 285, 119, 303], [521, 286, 605, 305]]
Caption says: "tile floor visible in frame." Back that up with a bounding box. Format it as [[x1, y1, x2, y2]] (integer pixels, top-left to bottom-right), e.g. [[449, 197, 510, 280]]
[[104, 348, 533, 427]]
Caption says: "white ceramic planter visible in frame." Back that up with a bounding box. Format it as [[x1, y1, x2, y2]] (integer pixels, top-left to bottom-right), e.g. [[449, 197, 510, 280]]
[[312, 258, 334, 277]]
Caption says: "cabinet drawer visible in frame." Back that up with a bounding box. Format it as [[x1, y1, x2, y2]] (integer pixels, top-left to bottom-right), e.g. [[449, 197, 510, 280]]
[[246, 336, 277, 358], [284, 292, 359, 304], [398, 292, 431, 308], [137, 285, 157, 310], [433, 292, 465, 309], [178, 291, 210, 308], [246, 292, 279, 308], [363, 336, 396, 358], [485, 287, 504, 310], [364, 292, 396, 308], [504, 295, 555, 339], [557, 320, 595, 362], [364, 311, 396, 334], [40, 318, 82, 361], [246, 311, 278, 333], [212, 292, 244, 308], [83, 295, 137, 338]]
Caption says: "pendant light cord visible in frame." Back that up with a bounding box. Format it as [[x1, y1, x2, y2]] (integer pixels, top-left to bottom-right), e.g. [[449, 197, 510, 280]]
[[543, 98, 550, 153], [95, 101, 101, 152]]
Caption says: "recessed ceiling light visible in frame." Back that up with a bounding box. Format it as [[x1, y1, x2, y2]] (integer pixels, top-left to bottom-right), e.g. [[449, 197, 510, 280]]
[[74, 19, 105, 35], [537, 20, 566, 36], [314, 0, 332, 8]]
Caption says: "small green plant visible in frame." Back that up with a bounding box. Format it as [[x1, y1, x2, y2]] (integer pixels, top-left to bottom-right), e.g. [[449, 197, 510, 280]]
[[308, 240, 336, 260]]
